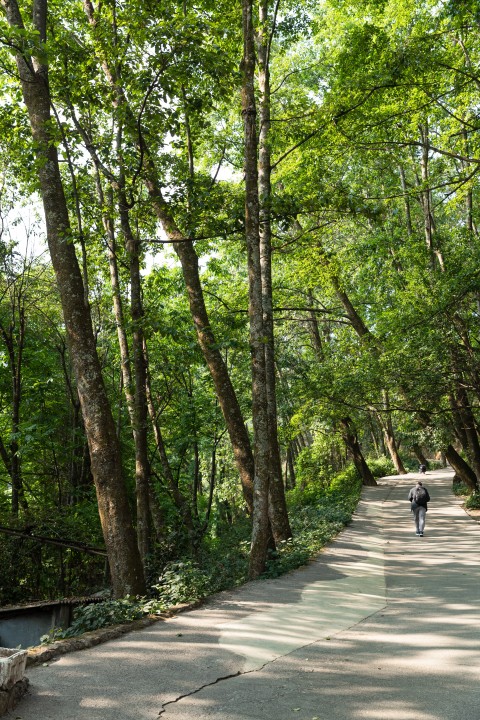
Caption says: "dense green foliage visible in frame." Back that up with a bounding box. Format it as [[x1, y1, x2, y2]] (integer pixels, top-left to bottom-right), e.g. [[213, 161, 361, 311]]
[[0, 0, 479, 610]]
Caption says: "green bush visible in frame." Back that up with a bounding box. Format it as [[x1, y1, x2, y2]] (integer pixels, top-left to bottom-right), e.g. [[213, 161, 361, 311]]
[[151, 560, 212, 606], [452, 479, 470, 497], [41, 598, 146, 642], [327, 464, 361, 497], [465, 492, 480, 510], [366, 456, 395, 478], [426, 459, 445, 470]]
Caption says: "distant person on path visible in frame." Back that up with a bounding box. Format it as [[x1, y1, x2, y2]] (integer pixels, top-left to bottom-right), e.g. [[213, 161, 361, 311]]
[[419, 463, 427, 474], [408, 480, 431, 537]]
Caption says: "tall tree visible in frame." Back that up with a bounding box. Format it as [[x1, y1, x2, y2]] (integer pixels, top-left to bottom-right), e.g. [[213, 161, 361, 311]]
[[1, 0, 145, 597], [242, 0, 271, 577], [257, 0, 292, 542]]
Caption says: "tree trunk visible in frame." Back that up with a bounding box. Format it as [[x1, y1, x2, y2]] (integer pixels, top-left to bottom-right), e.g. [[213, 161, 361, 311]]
[[144, 343, 195, 535], [453, 385, 480, 483], [0, 297, 27, 514], [95, 169, 152, 563], [419, 123, 445, 272], [119, 189, 152, 563], [340, 418, 376, 486], [257, 0, 291, 543], [10, 328, 23, 514], [445, 444, 478, 491], [144, 179, 255, 515], [4, 0, 145, 597], [412, 444, 429, 468], [242, 0, 271, 578], [374, 391, 407, 474], [383, 425, 407, 474], [307, 291, 324, 360], [399, 166, 413, 236], [286, 442, 296, 489], [331, 276, 372, 340]]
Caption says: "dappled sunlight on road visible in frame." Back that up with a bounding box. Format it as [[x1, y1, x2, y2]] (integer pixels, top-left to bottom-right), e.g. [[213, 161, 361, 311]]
[[161, 469, 480, 720], [20, 468, 480, 720], [218, 493, 387, 671], [362, 706, 439, 719]]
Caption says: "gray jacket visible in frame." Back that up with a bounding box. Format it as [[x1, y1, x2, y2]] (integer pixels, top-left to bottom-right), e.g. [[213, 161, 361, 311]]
[[408, 484, 430, 510]]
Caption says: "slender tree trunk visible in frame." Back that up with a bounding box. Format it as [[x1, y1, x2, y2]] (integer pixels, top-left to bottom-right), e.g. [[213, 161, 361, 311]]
[[331, 276, 372, 340], [11, 315, 23, 514], [412, 444, 429, 468], [144, 178, 255, 514], [1, 306, 26, 514], [144, 343, 195, 534], [368, 413, 382, 457], [382, 425, 407, 474], [193, 440, 200, 518], [119, 189, 152, 563], [59, 339, 90, 502], [399, 165, 413, 236], [374, 392, 407, 474], [419, 124, 445, 272], [445, 444, 478, 491], [3, 0, 145, 597], [95, 174, 135, 412], [340, 418, 376, 486], [307, 291, 324, 360], [203, 444, 217, 531], [242, 0, 271, 578], [0, 281, 28, 513], [95, 169, 152, 562], [286, 442, 296, 489], [454, 385, 480, 483], [257, 0, 291, 543]]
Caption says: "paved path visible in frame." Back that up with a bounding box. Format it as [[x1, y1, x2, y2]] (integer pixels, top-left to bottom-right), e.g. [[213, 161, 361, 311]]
[[16, 469, 480, 720]]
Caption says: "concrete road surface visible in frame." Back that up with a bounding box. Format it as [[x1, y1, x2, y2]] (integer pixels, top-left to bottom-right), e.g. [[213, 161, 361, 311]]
[[15, 469, 480, 720]]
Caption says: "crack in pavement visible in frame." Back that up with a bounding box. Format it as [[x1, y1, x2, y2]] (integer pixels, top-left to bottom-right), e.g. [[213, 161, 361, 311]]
[[157, 491, 390, 717], [157, 601, 389, 718], [157, 670, 242, 716]]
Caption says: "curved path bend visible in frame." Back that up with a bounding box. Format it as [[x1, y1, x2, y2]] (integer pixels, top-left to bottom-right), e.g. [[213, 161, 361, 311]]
[[17, 469, 480, 720]]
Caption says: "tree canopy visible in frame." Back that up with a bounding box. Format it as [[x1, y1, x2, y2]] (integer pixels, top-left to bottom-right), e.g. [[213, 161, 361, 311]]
[[0, 0, 479, 603]]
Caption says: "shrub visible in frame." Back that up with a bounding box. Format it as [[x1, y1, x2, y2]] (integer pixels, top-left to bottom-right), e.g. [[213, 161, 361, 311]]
[[452, 478, 470, 497], [327, 464, 361, 497], [465, 492, 480, 510], [366, 456, 395, 478], [41, 598, 146, 642], [151, 560, 212, 606]]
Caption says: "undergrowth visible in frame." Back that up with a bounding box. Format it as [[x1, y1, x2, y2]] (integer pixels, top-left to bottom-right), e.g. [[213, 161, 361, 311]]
[[464, 492, 480, 509], [42, 462, 365, 643], [452, 478, 480, 509]]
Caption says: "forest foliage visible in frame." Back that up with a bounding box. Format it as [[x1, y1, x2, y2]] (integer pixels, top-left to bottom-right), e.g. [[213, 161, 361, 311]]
[[0, 0, 479, 608]]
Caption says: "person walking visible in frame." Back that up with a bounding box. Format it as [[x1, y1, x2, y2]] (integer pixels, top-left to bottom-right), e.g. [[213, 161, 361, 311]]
[[408, 480, 431, 537]]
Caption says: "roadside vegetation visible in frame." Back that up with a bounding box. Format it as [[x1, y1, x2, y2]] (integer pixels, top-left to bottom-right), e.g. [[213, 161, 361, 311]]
[[0, 0, 479, 628], [43, 461, 367, 641]]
